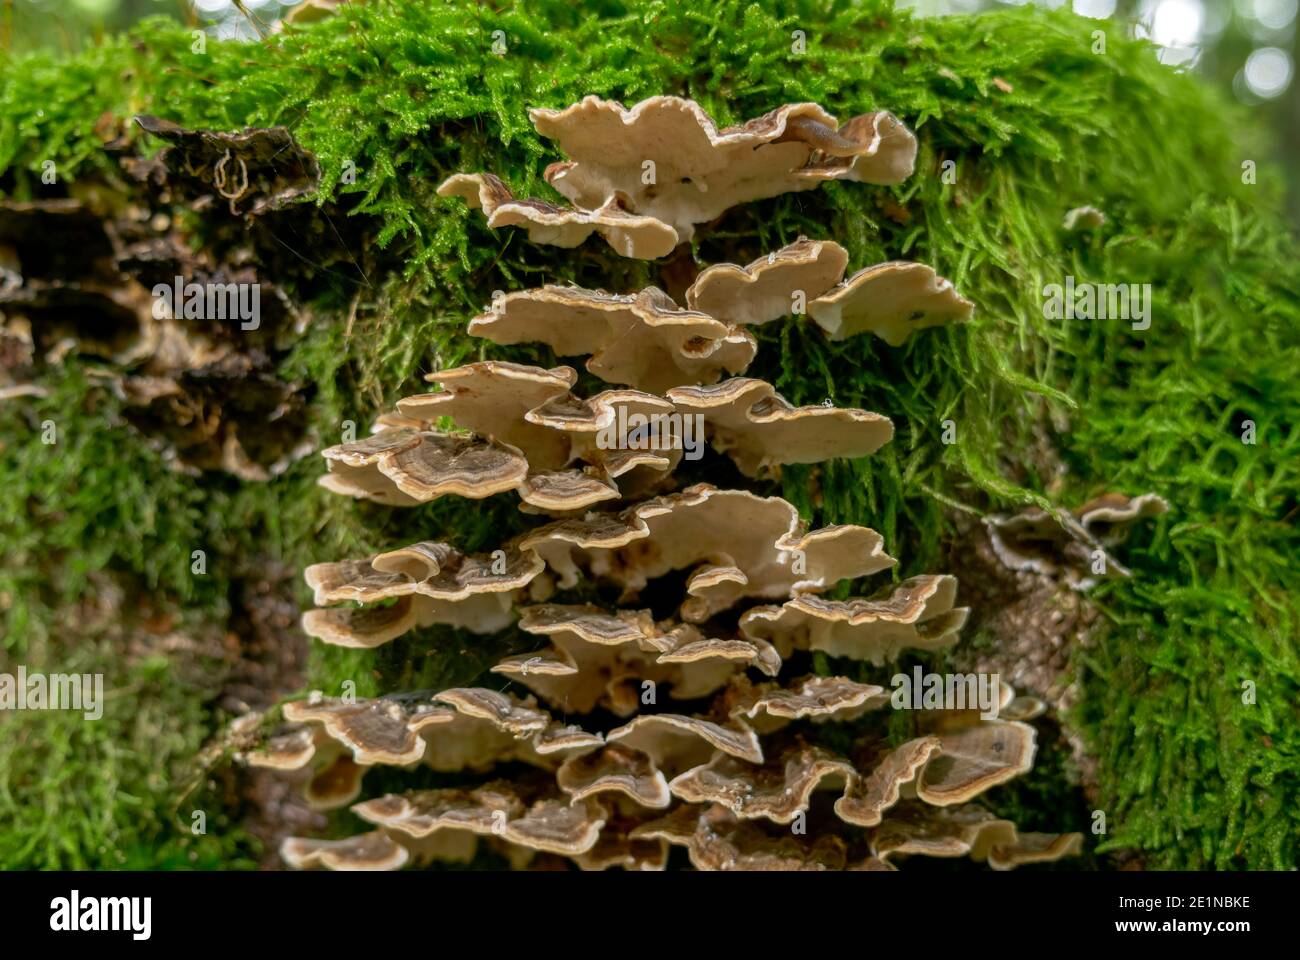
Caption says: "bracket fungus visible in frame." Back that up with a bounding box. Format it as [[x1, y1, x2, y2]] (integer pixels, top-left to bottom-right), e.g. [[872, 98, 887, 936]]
[[437, 173, 678, 259], [352, 781, 609, 863], [532, 96, 917, 245], [519, 483, 896, 621], [724, 675, 890, 734], [467, 286, 756, 392], [869, 803, 1084, 871], [739, 575, 970, 664], [240, 724, 367, 811], [667, 742, 853, 824], [667, 378, 893, 477], [301, 540, 544, 645], [440, 97, 915, 258], [319, 428, 530, 506], [985, 492, 1169, 589], [491, 603, 780, 716], [281, 832, 411, 871], [275, 96, 1081, 873], [808, 262, 975, 345], [256, 688, 604, 815], [557, 743, 674, 809], [685, 238, 850, 327], [396, 361, 578, 470], [661, 805, 852, 871]]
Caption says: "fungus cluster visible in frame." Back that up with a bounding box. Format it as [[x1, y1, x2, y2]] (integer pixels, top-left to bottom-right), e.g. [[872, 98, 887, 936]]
[[438, 96, 918, 258], [255, 96, 1082, 871]]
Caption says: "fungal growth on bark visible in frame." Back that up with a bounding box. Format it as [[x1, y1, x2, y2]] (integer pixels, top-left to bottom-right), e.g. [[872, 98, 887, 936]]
[[437, 173, 679, 259], [808, 262, 976, 345], [666, 378, 894, 477], [440, 97, 918, 257], [132, 115, 321, 216], [985, 492, 1169, 589], [467, 286, 756, 392], [264, 95, 1082, 872], [685, 238, 851, 327], [531, 97, 918, 241], [0, 190, 313, 480]]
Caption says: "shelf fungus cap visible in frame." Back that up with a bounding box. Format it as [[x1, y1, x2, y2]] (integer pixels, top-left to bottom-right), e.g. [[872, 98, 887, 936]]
[[528, 389, 683, 485], [607, 714, 763, 776], [503, 796, 609, 856], [361, 784, 611, 857], [516, 469, 622, 515], [492, 605, 660, 715], [354, 782, 524, 839], [533, 721, 605, 756], [281, 831, 409, 871], [306, 540, 542, 606], [808, 261, 974, 345], [469, 286, 756, 392], [668, 378, 893, 477], [301, 540, 542, 645], [300, 597, 422, 648], [669, 743, 853, 823], [240, 725, 370, 811], [396, 361, 578, 471], [495, 604, 779, 715], [240, 726, 320, 771], [416, 688, 597, 773], [653, 631, 783, 688], [521, 484, 895, 620], [834, 736, 943, 827], [438, 172, 678, 258], [726, 675, 890, 733], [344, 784, 609, 862], [740, 575, 969, 663], [557, 743, 673, 809], [985, 491, 1168, 589], [915, 720, 1038, 805], [320, 427, 530, 504], [530, 97, 917, 243], [688, 805, 848, 871], [685, 238, 849, 326], [282, 692, 457, 766], [870, 802, 1082, 870]]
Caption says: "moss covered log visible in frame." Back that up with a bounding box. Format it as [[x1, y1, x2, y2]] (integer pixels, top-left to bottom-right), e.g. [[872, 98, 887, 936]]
[[0, 0, 1296, 869]]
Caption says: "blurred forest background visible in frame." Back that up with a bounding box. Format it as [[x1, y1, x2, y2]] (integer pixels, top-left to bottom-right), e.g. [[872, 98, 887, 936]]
[[4, 0, 1296, 224]]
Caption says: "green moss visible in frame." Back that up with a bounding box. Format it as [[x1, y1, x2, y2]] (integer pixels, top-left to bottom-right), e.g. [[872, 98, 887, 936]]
[[0, 0, 1296, 868]]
